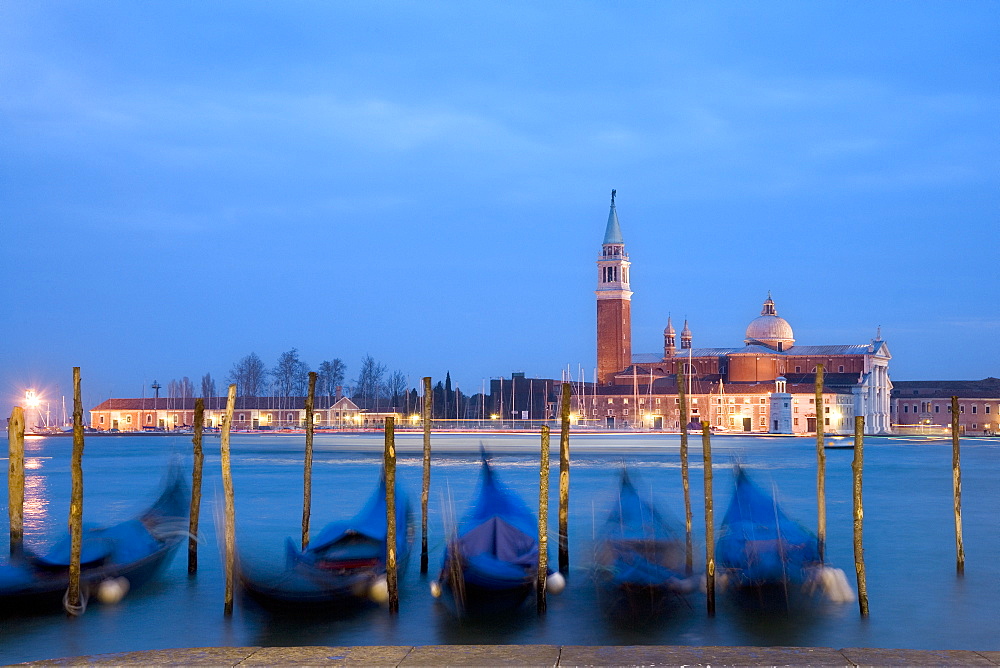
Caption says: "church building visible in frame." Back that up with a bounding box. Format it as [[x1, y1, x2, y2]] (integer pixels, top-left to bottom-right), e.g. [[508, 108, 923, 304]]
[[580, 192, 893, 435]]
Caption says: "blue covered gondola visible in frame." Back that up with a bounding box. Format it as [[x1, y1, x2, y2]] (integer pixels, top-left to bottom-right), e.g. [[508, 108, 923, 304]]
[[239, 473, 411, 610], [715, 465, 822, 602], [432, 455, 556, 616], [0, 463, 188, 615], [594, 470, 694, 614]]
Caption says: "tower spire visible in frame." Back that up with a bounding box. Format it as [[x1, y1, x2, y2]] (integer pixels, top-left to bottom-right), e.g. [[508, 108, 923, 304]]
[[663, 315, 676, 358]]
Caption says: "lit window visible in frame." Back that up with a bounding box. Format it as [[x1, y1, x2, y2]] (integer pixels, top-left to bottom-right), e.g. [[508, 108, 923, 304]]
[[794, 418, 799, 425]]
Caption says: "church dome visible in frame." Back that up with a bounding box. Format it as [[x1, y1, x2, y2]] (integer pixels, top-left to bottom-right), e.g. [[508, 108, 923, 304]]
[[744, 294, 795, 350]]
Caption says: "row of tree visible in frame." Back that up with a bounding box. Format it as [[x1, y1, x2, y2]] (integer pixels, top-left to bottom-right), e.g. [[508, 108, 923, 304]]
[[164, 353, 509, 419]]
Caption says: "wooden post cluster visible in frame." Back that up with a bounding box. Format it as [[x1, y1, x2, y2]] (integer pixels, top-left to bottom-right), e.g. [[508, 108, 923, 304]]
[[420, 376, 432, 574], [188, 398, 205, 574], [853, 415, 869, 616], [384, 416, 399, 613], [701, 421, 715, 617], [220, 384, 237, 616], [677, 368, 692, 575], [815, 363, 826, 562], [951, 396, 965, 575], [302, 371, 317, 550], [66, 367, 85, 614], [537, 425, 550, 614], [558, 382, 571, 576], [7, 406, 25, 557]]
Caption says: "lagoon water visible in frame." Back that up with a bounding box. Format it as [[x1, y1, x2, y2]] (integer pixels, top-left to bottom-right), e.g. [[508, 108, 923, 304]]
[[1, 432, 998, 663]]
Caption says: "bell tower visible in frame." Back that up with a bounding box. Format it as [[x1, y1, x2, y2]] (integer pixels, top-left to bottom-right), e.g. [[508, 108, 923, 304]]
[[596, 190, 632, 384]]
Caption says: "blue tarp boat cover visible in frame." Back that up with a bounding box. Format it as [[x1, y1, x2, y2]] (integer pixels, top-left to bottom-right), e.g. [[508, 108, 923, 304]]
[[716, 466, 821, 587]]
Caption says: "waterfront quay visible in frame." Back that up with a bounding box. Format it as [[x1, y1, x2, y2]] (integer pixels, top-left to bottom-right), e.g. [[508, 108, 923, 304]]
[[17, 644, 1000, 666]]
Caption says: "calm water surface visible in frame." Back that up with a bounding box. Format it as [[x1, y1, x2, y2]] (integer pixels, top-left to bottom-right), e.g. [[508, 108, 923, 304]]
[[1, 432, 998, 663]]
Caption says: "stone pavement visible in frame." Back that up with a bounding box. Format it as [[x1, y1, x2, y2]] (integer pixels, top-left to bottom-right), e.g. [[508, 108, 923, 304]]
[[14, 645, 1000, 667]]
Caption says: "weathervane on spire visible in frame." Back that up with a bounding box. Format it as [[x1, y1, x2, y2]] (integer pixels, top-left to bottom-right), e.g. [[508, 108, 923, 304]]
[[611, 189, 616, 205]]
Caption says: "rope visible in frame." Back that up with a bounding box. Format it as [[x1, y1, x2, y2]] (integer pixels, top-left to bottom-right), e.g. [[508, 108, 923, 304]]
[[63, 585, 88, 616]]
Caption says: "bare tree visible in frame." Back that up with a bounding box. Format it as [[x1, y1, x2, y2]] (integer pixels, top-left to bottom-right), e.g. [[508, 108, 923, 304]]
[[317, 359, 346, 401], [272, 348, 310, 398], [169, 377, 195, 400], [386, 370, 407, 410], [354, 354, 386, 410], [228, 352, 267, 397], [201, 373, 216, 399]]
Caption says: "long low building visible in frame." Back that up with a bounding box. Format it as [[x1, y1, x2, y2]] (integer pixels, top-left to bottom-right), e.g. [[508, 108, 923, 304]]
[[89, 395, 403, 431], [891, 378, 1000, 436]]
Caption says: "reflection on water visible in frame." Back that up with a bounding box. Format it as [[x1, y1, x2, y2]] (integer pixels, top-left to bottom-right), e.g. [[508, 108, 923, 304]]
[[1, 433, 999, 664], [22, 454, 50, 544]]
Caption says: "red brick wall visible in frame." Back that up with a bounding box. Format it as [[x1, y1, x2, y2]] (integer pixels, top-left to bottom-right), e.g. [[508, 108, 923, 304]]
[[597, 298, 631, 384]]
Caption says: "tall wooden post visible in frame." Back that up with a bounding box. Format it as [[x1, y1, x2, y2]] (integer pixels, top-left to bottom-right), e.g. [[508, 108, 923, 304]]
[[677, 368, 692, 575], [302, 372, 317, 550], [220, 384, 237, 616], [537, 425, 550, 614], [188, 398, 205, 574], [8, 406, 25, 557], [815, 363, 826, 562], [853, 416, 869, 616], [384, 417, 399, 613], [701, 421, 715, 617], [951, 396, 965, 575], [558, 382, 571, 575], [66, 367, 85, 614], [420, 376, 432, 574]]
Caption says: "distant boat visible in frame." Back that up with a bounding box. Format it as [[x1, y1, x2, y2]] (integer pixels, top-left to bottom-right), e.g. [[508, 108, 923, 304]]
[[239, 472, 411, 611], [432, 453, 560, 616], [0, 463, 188, 615], [593, 470, 696, 615]]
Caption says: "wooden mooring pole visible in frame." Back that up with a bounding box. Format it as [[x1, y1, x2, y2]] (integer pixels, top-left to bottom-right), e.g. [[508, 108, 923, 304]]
[[66, 367, 85, 615], [420, 376, 432, 574], [302, 372, 317, 550], [8, 406, 25, 557], [384, 416, 399, 613], [815, 363, 826, 562], [558, 382, 571, 576], [677, 368, 692, 575], [537, 425, 550, 615], [853, 415, 869, 616], [951, 396, 965, 575], [188, 398, 205, 574], [701, 421, 715, 617], [220, 384, 237, 616]]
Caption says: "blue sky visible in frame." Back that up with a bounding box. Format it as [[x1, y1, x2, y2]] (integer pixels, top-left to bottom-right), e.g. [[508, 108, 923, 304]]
[[2, 1, 997, 418]]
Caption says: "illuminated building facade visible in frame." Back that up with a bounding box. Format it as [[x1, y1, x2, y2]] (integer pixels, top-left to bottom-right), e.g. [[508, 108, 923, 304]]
[[87, 395, 401, 431], [582, 195, 893, 435], [891, 378, 1000, 435]]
